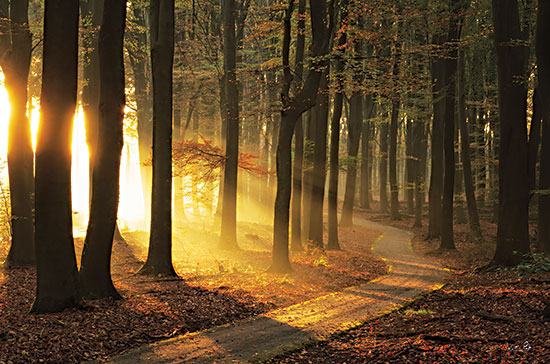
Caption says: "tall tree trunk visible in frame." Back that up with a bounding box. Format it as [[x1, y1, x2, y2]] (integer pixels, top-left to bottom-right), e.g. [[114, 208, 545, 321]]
[[79, 0, 127, 300], [389, 99, 400, 221], [270, 0, 330, 273], [360, 95, 374, 210], [340, 94, 363, 226], [379, 120, 389, 212], [428, 34, 446, 239], [80, 0, 102, 187], [536, 0, 550, 254], [290, 0, 306, 252], [219, 0, 240, 250], [139, 0, 177, 276], [458, 50, 482, 241], [307, 71, 329, 248], [491, 0, 530, 266], [405, 119, 414, 214], [128, 2, 152, 227], [441, 8, 464, 250], [31, 0, 82, 313], [413, 120, 427, 228], [327, 1, 347, 250], [1, 0, 35, 267]]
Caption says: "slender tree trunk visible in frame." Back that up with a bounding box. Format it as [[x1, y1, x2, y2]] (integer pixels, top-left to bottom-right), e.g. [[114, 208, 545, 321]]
[[340, 94, 362, 226], [79, 0, 127, 300], [360, 95, 374, 210], [413, 120, 427, 228], [32, 0, 82, 313], [290, 0, 306, 251], [1, 0, 35, 267], [428, 34, 446, 239], [80, 0, 102, 187], [491, 0, 530, 266], [139, 0, 177, 276], [536, 0, 550, 253], [128, 2, 152, 227], [270, 0, 329, 273], [458, 50, 482, 241], [219, 0, 240, 250], [389, 99, 400, 221], [307, 71, 329, 248], [441, 10, 464, 250], [379, 120, 389, 212], [405, 119, 414, 214]]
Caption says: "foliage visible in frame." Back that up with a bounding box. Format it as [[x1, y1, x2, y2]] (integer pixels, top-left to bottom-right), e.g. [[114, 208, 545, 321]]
[[500, 253, 550, 278]]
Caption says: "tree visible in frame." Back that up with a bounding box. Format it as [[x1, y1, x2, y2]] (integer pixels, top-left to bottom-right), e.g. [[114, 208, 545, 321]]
[[428, 33, 446, 239], [537, 0, 550, 254], [327, 0, 348, 250], [379, 119, 389, 212], [127, 0, 153, 224], [0, 0, 35, 266], [79, 0, 127, 300], [290, 0, 306, 252], [139, 0, 177, 276], [269, 0, 331, 273], [491, 0, 530, 266], [219, 0, 240, 250], [457, 49, 482, 241], [307, 69, 329, 248], [440, 2, 465, 251], [340, 16, 363, 227], [31, 0, 82, 313]]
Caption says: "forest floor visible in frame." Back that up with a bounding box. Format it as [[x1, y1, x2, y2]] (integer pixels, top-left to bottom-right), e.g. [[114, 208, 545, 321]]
[[264, 205, 550, 363], [0, 218, 385, 364]]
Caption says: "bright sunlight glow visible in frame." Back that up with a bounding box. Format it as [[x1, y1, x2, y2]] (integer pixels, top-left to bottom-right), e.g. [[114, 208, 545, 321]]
[[0, 69, 147, 237]]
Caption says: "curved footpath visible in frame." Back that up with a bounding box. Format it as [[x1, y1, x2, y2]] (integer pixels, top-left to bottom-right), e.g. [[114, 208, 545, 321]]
[[104, 217, 448, 364]]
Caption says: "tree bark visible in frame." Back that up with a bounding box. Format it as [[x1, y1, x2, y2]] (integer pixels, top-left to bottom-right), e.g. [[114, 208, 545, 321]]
[[428, 34, 446, 239], [389, 99, 400, 221], [491, 0, 530, 266], [290, 0, 306, 252], [219, 0, 240, 250], [31, 0, 82, 313], [307, 70, 329, 248], [1, 0, 35, 267], [536, 0, 550, 253], [457, 50, 482, 241], [270, 0, 330, 273], [128, 1, 153, 226], [379, 120, 389, 212], [79, 0, 127, 300], [441, 8, 464, 250], [139, 0, 177, 276], [340, 94, 362, 226]]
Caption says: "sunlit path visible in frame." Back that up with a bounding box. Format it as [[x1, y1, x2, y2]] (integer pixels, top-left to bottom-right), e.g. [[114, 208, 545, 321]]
[[105, 217, 448, 364]]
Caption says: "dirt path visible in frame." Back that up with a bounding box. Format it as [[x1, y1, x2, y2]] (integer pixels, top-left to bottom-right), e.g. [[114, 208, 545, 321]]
[[104, 217, 448, 364]]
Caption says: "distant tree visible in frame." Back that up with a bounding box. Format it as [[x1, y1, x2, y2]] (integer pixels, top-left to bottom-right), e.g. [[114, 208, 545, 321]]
[[31, 0, 82, 313], [127, 0, 153, 222], [457, 49, 482, 241], [79, 0, 127, 300], [0, 0, 35, 266], [139, 0, 177, 276], [428, 33, 446, 239], [491, 0, 530, 266]]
